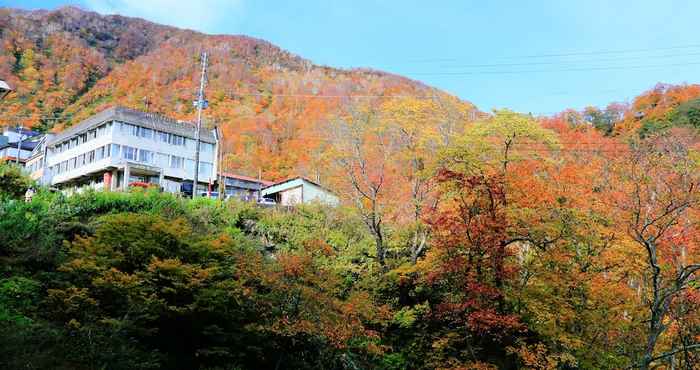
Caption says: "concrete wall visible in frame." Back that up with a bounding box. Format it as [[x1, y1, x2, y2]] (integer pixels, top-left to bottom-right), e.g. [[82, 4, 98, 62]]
[[303, 182, 340, 206], [280, 185, 303, 206], [261, 178, 339, 206], [46, 120, 217, 189]]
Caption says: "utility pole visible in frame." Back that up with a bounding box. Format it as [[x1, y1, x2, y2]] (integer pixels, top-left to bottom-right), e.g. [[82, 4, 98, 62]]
[[192, 52, 208, 198], [217, 128, 225, 200], [15, 124, 23, 165]]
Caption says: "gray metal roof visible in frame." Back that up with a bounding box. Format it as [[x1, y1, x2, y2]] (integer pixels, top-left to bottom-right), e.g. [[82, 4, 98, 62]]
[[262, 176, 336, 195], [0, 139, 39, 151], [48, 106, 217, 146]]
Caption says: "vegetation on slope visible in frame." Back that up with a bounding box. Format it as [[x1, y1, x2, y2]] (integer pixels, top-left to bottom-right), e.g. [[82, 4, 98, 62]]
[[0, 6, 477, 180], [1, 102, 699, 369]]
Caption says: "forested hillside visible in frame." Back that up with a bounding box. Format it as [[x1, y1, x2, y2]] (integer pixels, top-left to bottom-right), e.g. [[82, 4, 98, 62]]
[[2, 4, 700, 370], [0, 6, 475, 180], [1, 105, 699, 369]]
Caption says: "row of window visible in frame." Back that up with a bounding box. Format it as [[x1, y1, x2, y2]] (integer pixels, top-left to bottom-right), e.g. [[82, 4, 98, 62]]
[[50, 144, 214, 177], [52, 121, 216, 155], [119, 122, 215, 153], [120, 122, 186, 146], [51, 144, 114, 175], [53, 122, 112, 154], [26, 157, 44, 173]]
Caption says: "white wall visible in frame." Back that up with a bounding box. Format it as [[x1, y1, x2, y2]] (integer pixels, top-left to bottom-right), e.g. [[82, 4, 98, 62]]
[[0, 147, 32, 160], [303, 182, 340, 205], [262, 178, 339, 206], [46, 120, 217, 187], [280, 186, 303, 206], [110, 122, 217, 182]]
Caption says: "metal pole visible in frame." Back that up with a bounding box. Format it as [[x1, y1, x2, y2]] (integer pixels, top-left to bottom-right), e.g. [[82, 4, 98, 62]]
[[192, 52, 208, 198], [15, 125, 23, 165]]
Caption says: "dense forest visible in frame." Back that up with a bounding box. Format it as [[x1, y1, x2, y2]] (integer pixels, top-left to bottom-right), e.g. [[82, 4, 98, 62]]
[[2, 4, 700, 370], [1, 93, 699, 368]]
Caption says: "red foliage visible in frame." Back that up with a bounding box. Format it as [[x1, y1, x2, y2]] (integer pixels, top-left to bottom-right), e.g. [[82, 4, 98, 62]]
[[425, 169, 523, 336]]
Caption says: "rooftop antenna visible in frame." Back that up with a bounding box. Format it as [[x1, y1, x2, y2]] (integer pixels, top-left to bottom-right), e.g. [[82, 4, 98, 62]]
[[192, 51, 208, 198]]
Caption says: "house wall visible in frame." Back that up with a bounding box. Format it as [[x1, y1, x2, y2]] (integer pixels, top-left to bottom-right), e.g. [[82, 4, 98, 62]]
[[261, 178, 339, 206], [303, 182, 340, 206], [280, 185, 303, 206], [0, 147, 32, 161]]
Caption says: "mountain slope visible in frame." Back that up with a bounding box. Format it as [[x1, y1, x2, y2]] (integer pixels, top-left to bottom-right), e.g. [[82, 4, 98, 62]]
[[0, 6, 476, 179]]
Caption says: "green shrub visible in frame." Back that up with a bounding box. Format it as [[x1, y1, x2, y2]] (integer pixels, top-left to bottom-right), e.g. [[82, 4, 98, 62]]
[[0, 162, 34, 200]]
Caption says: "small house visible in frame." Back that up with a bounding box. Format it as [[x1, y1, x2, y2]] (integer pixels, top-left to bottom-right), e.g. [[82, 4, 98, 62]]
[[261, 177, 339, 206]]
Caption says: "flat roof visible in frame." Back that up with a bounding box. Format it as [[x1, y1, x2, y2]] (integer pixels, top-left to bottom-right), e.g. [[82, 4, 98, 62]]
[[48, 106, 217, 146]]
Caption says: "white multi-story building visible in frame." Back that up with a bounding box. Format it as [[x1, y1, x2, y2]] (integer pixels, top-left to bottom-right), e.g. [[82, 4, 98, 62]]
[[32, 106, 219, 193]]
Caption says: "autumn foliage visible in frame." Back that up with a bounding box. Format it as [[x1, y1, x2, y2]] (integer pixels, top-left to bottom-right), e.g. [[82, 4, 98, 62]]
[[2, 6, 700, 370]]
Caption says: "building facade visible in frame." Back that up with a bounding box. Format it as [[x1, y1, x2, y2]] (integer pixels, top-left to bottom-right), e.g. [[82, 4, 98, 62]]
[[0, 127, 41, 164], [261, 177, 339, 206], [220, 172, 273, 201], [33, 106, 219, 193]]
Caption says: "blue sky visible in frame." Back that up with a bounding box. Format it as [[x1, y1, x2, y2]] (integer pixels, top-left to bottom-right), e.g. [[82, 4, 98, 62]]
[[4, 0, 700, 114]]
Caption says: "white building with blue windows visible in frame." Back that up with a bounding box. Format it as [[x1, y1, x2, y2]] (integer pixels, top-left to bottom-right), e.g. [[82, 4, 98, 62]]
[[33, 106, 219, 193]]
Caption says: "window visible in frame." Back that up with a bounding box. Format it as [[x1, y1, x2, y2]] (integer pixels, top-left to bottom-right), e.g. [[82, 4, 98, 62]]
[[97, 124, 107, 137], [121, 122, 138, 136], [77, 154, 85, 167], [201, 142, 214, 153], [198, 162, 213, 177], [71, 138, 78, 148], [138, 127, 153, 140], [156, 153, 169, 168], [111, 144, 120, 158], [122, 146, 137, 161], [170, 155, 184, 169], [86, 150, 95, 164], [96, 146, 105, 160], [88, 130, 96, 140], [79, 133, 87, 144], [138, 149, 154, 164], [158, 131, 169, 143], [169, 134, 185, 146]]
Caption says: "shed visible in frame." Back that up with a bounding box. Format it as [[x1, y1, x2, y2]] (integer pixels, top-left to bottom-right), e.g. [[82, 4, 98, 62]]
[[261, 177, 339, 206]]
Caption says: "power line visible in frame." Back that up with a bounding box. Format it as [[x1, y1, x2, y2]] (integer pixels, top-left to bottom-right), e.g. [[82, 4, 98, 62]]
[[411, 61, 700, 76], [508, 44, 700, 59], [406, 43, 700, 63], [430, 51, 700, 69], [233, 132, 697, 149], [229, 92, 441, 99]]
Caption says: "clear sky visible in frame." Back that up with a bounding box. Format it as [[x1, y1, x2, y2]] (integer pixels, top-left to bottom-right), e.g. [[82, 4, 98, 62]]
[[4, 0, 700, 114]]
